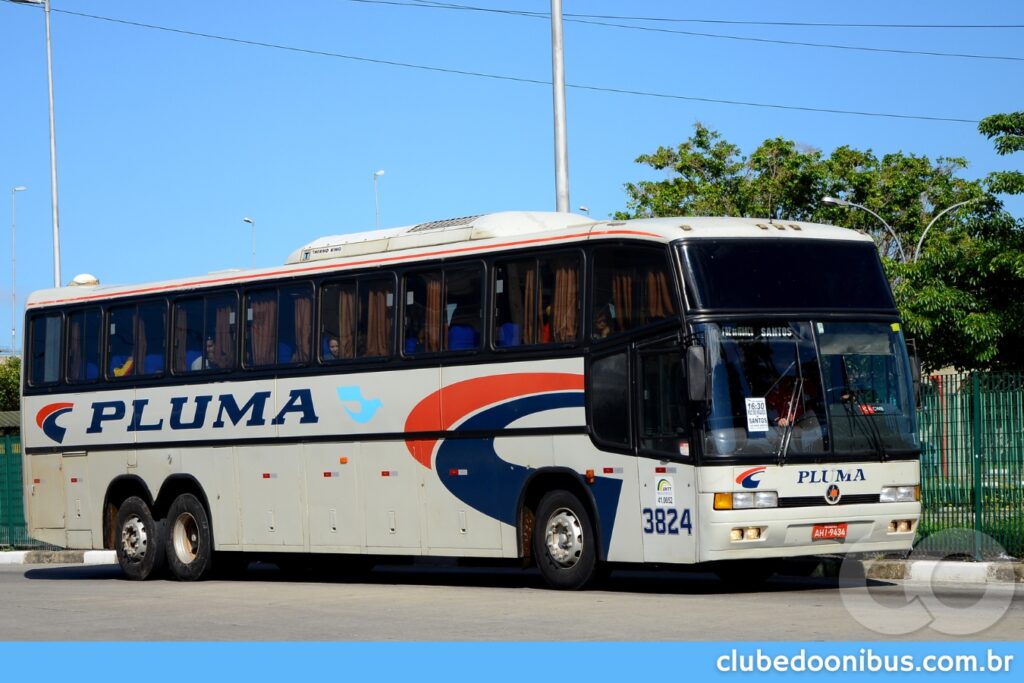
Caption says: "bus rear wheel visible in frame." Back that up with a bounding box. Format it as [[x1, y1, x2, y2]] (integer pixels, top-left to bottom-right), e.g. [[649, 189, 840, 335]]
[[533, 490, 598, 590], [165, 493, 213, 581], [115, 496, 165, 581]]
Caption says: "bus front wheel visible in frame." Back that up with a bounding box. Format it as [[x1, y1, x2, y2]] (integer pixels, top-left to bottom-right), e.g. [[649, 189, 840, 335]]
[[115, 496, 165, 580], [533, 490, 597, 590], [165, 493, 213, 581]]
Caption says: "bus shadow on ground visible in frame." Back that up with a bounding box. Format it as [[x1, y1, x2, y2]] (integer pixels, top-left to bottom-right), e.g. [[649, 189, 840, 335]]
[[23, 559, 896, 595]]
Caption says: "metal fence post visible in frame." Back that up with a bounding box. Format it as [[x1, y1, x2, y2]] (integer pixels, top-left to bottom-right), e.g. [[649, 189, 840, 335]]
[[971, 372, 984, 561]]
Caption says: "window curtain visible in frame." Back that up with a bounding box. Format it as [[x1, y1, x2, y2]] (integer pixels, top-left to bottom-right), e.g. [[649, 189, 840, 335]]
[[251, 297, 277, 366], [552, 259, 578, 342], [338, 286, 356, 359], [424, 275, 443, 352], [292, 293, 312, 363], [68, 317, 83, 380], [173, 306, 188, 372], [366, 283, 391, 357], [214, 303, 236, 368], [644, 269, 674, 322], [612, 271, 634, 332], [523, 266, 537, 344]]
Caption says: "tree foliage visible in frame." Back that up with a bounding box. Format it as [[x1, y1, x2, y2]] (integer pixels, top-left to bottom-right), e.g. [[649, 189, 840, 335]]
[[0, 357, 20, 412], [617, 123, 1024, 371]]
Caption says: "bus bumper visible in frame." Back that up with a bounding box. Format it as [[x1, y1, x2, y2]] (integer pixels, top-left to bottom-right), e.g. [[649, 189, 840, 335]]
[[696, 497, 920, 562]]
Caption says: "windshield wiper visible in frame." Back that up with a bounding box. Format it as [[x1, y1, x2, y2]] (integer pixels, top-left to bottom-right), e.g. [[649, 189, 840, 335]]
[[841, 389, 887, 460], [776, 376, 803, 464]]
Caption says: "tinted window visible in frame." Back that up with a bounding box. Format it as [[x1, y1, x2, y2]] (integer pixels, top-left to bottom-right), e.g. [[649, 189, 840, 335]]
[[173, 293, 237, 373], [403, 266, 482, 354], [67, 308, 101, 384], [680, 239, 896, 310], [494, 254, 580, 347], [245, 285, 313, 368], [321, 277, 394, 362], [107, 302, 166, 379], [592, 247, 677, 339], [589, 351, 630, 446], [28, 314, 61, 385]]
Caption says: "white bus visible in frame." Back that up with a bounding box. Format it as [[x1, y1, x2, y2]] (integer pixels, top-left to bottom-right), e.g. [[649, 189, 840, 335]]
[[21, 211, 920, 588]]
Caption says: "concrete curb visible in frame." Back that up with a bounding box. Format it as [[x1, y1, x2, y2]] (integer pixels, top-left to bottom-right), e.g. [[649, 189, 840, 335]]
[[853, 558, 1023, 584], [0, 550, 115, 565]]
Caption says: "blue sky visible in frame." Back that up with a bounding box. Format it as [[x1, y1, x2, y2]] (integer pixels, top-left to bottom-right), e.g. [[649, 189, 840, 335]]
[[1, 0, 1022, 350]]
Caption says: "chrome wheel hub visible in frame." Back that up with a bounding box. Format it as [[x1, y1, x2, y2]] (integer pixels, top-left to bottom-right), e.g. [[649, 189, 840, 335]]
[[544, 507, 584, 567], [120, 515, 148, 561]]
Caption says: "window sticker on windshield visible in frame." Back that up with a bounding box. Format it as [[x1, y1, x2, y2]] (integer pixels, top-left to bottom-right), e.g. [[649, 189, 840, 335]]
[[745, 397, 769, 433]]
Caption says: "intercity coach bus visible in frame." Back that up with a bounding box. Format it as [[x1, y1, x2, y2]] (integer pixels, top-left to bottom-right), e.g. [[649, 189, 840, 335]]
[[20, 211, 920, 589]]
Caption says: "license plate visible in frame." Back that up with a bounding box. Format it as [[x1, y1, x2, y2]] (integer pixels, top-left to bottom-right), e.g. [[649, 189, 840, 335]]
[[812, 523, 848, 540]]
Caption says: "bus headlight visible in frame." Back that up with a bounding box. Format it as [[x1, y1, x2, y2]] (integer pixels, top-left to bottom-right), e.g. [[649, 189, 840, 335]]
[[880, 485, 919, 503], [714, 491, 778, 509]]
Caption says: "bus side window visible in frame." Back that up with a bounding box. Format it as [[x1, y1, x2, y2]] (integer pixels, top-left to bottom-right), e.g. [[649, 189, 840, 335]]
[[279, 284, 313, 364], [638, 350, 690, 457], [357, 278, 394, 358], [404, 271, 442, 354], [28, 313, 62, 386], [445, 266, 481, 351], [592, 247, 676, 338], [493, 259, 533, 347], [137, 301, 166, 376], [540, 254, 580, 343], [172, 298, 204, 373], [589, 351, 630, 447], [67, 308, 101, 383], [107, 305, 137, 378]]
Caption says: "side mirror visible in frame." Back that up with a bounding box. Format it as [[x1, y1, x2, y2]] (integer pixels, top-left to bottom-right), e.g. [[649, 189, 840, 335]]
[[687, 345, 707, 401]]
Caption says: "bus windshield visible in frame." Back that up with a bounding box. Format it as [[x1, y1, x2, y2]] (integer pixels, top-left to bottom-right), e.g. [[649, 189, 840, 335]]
[[698, 321, 918, 460]]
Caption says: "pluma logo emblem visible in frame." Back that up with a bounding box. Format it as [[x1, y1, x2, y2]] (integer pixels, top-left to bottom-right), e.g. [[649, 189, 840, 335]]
[[36, 402, 74, 444]]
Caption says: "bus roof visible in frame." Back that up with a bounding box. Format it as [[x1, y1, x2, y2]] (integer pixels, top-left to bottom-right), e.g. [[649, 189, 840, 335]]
[[26, 211, 871, 308]]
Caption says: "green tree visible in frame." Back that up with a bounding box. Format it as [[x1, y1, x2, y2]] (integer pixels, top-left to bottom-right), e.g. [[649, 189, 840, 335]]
[[0, 357, 21, 412], [979, 111, 1024, 195], [617, 124, 1024, 371]]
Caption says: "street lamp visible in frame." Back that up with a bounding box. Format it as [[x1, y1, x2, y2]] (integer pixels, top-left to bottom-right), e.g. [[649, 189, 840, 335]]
[[13, 0, 62, 287], [821, 196, 907, 262], [10, 186, 27, 355], [913, 198, 979, 262], [373, 170, 385, 229], [578, 205, 590, 215], [242, 217, 255, 268]]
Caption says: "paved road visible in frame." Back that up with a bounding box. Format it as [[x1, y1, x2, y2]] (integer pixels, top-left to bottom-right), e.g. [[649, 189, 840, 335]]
[[1, 561, 1021, 641]]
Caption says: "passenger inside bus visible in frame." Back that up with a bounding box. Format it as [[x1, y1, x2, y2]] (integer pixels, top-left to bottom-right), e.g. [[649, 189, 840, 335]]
[[191, 337, 218, 371]]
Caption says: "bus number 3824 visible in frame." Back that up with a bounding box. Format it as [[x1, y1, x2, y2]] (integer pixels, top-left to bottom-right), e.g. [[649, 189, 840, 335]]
[[641, 508, 693, 535]]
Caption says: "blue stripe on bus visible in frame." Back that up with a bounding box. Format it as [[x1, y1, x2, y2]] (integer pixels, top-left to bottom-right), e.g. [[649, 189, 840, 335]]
[[434, 392, 622, 553]]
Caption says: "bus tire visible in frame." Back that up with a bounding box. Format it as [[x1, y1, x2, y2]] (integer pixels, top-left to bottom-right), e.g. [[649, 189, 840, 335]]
[[533, 490, 597, 590], [115, 496, 165, 581], [165, 493, 213, 581]]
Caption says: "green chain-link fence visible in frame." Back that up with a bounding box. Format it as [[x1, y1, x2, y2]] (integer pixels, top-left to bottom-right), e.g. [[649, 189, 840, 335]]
[[0, 434, 34, 548], [919, 372, 1024, 559]]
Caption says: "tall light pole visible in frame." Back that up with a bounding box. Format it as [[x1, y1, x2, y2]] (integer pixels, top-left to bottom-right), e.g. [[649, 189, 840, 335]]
[[821, 196, 907, 262], [550, 0, 570, 212], [14, 0, 62, 287], [913, 198, 979, 262], [242, 217, 255, 268], [373, 169, 385, 229], [10, 186, 27, 355]]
